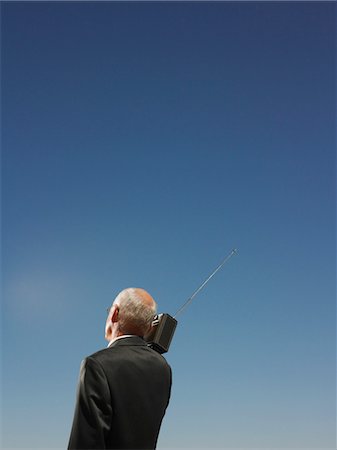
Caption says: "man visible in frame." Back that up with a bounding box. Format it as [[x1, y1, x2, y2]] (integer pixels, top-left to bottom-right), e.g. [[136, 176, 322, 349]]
[[68, 288, 172, 450]]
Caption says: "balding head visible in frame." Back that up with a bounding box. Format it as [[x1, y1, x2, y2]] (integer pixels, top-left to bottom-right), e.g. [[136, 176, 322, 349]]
[[105, 288, 157, 342], [132, 288, 156, 308]]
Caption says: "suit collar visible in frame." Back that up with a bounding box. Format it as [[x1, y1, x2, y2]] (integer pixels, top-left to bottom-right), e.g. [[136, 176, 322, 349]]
[[107, 334, 136, 348], [108, 335, 146, 348]]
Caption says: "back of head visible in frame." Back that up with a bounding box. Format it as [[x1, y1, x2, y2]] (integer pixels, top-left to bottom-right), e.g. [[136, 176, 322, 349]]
[[115, 288, 157, 337]]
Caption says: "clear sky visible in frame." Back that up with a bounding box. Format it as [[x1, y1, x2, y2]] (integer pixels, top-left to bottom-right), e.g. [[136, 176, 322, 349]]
[[1, 1, 336, 449]]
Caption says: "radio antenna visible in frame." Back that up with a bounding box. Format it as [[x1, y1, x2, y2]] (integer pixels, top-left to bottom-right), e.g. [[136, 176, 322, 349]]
[[174, 248, 238, 318]]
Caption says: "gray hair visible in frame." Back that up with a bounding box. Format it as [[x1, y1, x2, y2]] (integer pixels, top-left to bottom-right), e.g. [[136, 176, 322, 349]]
[[113, 288, 157, 337]]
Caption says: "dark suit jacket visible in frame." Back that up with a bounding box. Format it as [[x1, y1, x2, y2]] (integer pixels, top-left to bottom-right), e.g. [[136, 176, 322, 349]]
[[68, 336, 172, 450]]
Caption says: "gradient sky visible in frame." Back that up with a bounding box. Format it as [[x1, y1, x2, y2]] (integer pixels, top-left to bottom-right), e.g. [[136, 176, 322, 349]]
[[1, 1, 336, 449]]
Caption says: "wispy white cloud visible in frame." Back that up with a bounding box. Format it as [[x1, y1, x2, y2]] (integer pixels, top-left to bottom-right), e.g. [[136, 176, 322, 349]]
[[3, 266, 73, 320]]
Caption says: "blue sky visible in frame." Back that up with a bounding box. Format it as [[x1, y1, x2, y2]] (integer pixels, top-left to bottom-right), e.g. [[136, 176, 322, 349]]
[[1, 1, 336, 449]]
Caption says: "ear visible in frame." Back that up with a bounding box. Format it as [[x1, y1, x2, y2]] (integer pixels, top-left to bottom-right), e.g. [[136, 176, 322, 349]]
[[111, 305, 119, 323]]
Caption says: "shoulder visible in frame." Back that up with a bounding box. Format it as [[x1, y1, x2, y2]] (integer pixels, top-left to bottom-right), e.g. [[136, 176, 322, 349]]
[[86, 347, 114, 367], [87, 344, 171, 372], [149, 347, 172, 368]]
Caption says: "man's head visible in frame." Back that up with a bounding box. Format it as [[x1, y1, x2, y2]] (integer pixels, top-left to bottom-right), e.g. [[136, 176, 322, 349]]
[[105, 288, 157, 342]]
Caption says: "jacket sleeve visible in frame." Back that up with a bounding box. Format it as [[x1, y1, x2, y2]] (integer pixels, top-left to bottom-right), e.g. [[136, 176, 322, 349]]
[[68, 357, 112, 449]]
